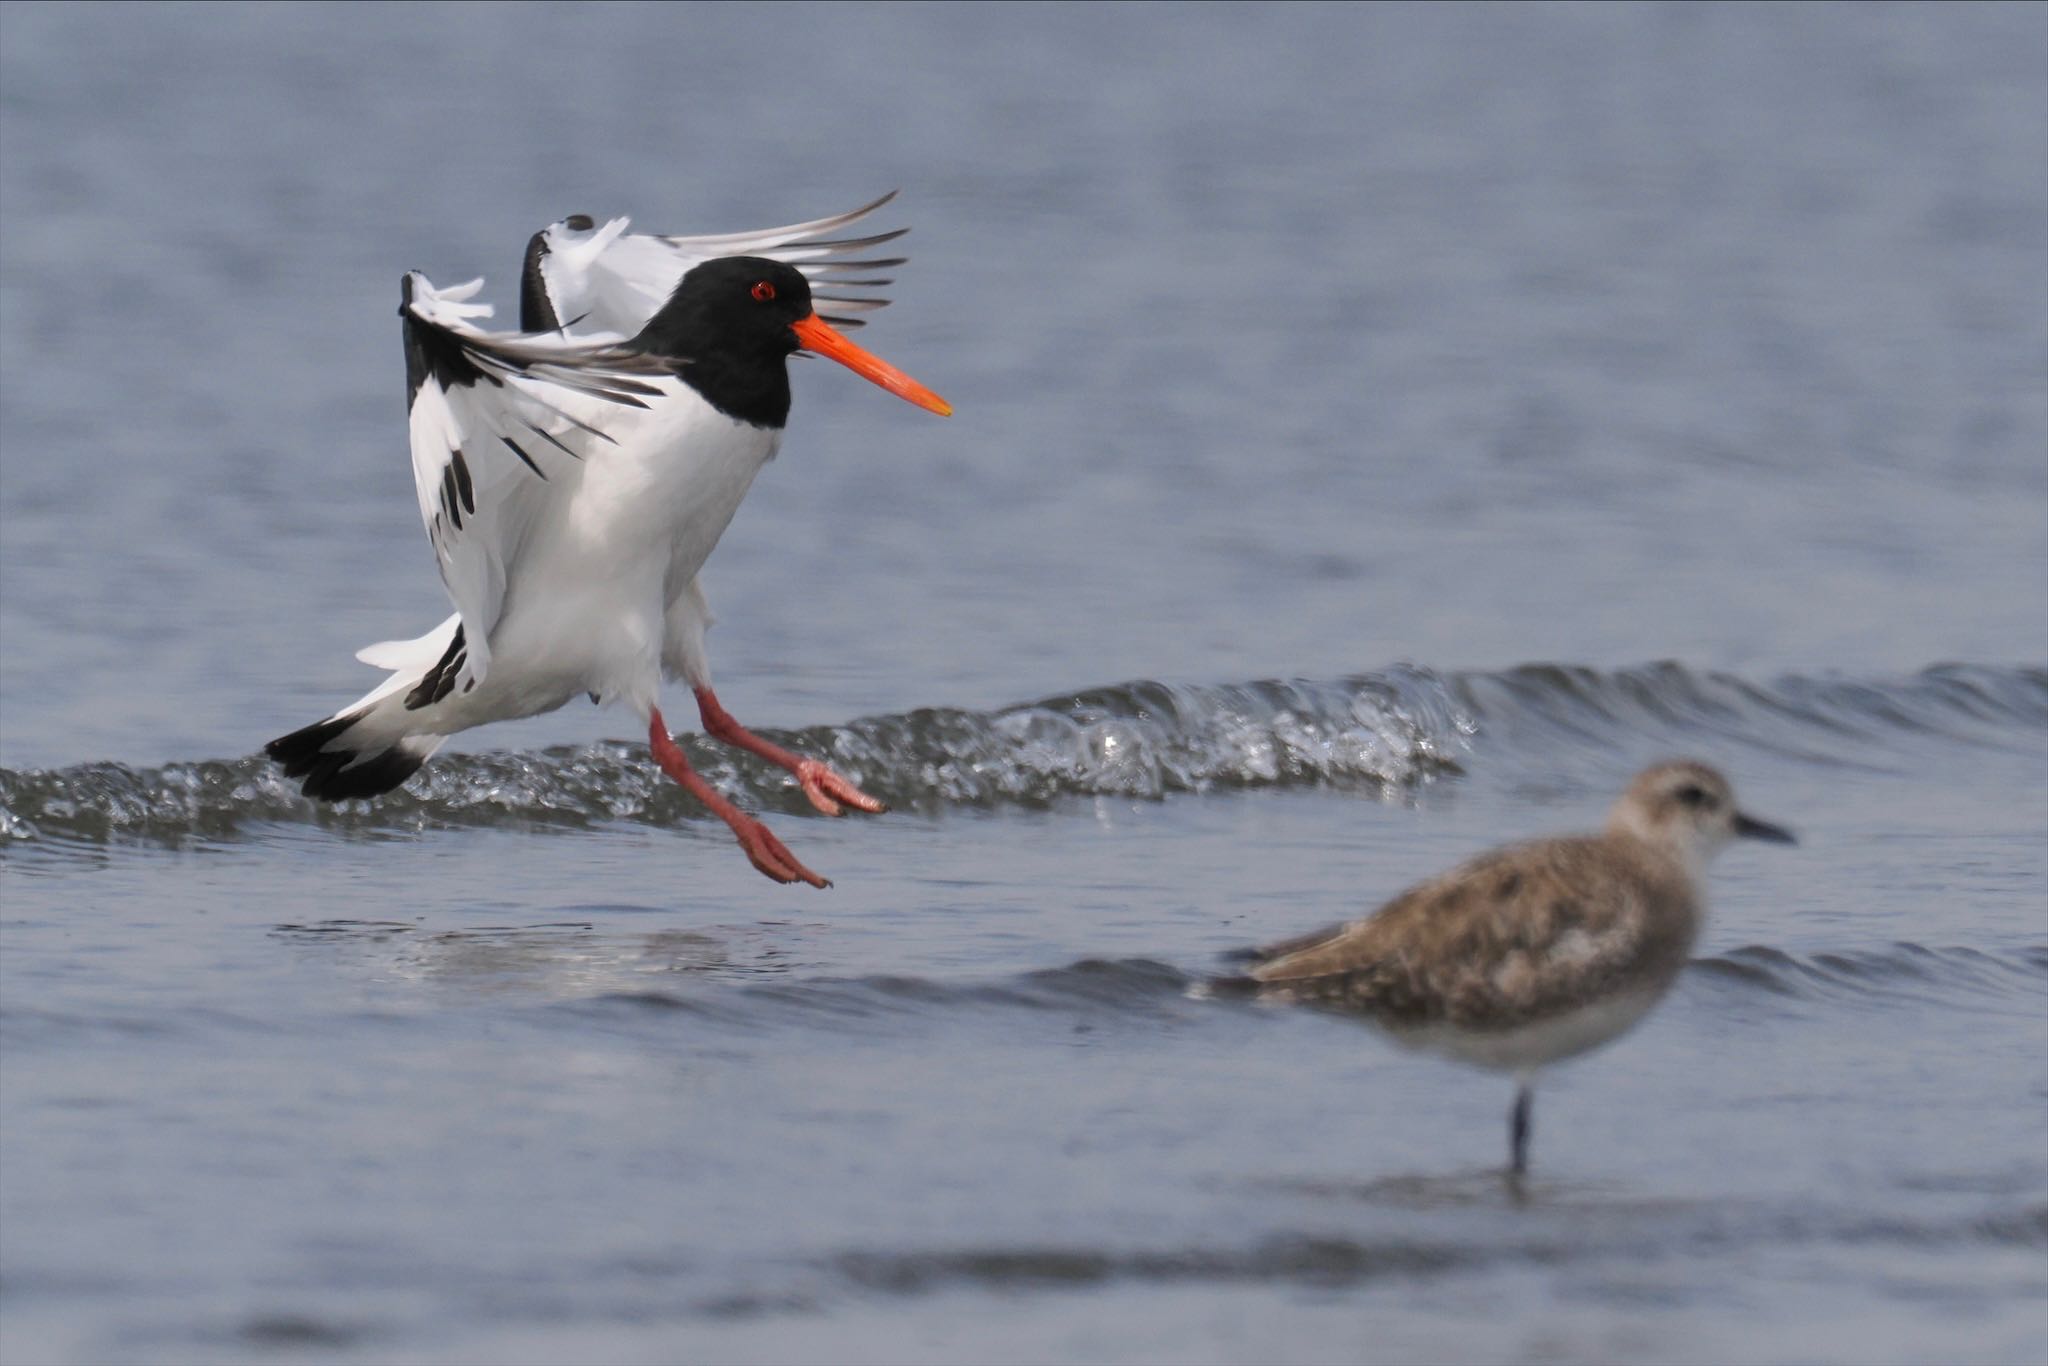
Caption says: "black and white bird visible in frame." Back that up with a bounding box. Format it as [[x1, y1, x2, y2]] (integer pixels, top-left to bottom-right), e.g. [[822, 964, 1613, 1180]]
[[1215, 761, 1795, 1177], [268, 194, 950, 887]]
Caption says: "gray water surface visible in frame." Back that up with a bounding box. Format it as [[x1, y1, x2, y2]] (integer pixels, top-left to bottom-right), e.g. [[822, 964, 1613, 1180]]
[[3, 5, 2045, 1364]]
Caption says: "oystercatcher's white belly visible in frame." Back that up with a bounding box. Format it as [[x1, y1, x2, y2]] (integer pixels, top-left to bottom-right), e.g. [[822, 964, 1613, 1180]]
[[445, 388, 779, 725]]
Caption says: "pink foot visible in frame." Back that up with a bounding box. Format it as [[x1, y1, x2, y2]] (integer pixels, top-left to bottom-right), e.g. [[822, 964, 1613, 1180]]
[[792, 757, 886, 818], [695, 687, 887, 818], [648, 709, 830, 889], [728, 812, 830, 888]]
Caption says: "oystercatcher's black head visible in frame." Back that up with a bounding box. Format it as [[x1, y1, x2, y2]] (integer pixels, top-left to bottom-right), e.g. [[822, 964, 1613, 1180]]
[[635, 255, 950, 430], [640, 257, 813, 361]]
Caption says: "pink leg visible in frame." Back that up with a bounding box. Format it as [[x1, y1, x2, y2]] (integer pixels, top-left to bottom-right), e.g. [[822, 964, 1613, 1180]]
[[693, 686, 886, 819], [648, 709, 828, 888]]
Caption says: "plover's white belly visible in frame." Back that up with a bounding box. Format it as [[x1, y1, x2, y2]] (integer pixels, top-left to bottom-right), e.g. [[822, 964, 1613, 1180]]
[[1391, 985, 1667, 1073]]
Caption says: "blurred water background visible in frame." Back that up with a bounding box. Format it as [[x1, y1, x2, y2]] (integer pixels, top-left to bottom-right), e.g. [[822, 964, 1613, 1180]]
[[2, 4, 2044, 1363]]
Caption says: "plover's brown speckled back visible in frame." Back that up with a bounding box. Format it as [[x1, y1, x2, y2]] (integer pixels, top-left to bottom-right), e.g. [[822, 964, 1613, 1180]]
[[1217, 760, 1795, 1176]]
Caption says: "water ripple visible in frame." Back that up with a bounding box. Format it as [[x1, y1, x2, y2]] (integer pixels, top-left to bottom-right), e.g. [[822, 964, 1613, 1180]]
[[1688, 941, 2048, 1009]]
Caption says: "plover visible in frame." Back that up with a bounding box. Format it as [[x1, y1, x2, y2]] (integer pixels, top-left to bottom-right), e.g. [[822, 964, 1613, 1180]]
[[1218, 760, 1794, 1176]]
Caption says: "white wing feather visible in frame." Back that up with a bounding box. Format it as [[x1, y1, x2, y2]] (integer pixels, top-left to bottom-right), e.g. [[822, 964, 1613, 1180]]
[[530, 191, 907, 338], [400, 271, 672, 688]]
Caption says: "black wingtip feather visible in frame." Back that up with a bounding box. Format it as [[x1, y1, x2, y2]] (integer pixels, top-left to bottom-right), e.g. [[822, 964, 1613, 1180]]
[[266, 715, 424, 802], [403, 626, 466, 711], [519, 229, 561, 333], [501, 435, 547, 478]]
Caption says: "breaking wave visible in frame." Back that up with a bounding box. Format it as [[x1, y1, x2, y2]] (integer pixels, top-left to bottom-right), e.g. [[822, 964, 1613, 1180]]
[[2, 661, 2040, 847]]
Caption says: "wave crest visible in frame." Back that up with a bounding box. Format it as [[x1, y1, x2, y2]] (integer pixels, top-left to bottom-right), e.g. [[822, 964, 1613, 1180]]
[[3, 662, 2040, 846]]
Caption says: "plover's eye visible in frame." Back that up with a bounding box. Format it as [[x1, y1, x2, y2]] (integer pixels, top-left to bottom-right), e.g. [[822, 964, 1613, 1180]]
[[751, 281, 776, 302], [1675, 784, 1715, 810]]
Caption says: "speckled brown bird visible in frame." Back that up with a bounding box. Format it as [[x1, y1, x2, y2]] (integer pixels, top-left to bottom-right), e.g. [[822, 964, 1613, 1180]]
[[1218, 760, 1795, 1176]]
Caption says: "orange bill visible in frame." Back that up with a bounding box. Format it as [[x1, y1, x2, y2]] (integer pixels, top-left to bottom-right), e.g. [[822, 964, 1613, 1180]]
[[791, 314, 952, 416]]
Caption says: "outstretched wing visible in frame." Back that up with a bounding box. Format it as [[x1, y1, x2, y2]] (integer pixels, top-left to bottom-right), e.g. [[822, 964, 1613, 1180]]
[[401, 271, 673, 689], [518, 191, 908, 337]]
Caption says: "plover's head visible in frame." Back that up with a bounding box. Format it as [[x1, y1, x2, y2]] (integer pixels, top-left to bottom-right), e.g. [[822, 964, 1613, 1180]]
[[1607, 760, 1796, 871]]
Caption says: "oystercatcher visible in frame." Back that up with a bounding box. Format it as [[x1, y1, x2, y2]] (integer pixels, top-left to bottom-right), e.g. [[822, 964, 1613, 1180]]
[[268, 195, 949, 887]]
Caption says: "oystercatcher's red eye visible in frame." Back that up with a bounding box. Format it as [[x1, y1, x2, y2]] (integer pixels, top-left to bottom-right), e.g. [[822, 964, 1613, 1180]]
[[750, 281, 776, 302]]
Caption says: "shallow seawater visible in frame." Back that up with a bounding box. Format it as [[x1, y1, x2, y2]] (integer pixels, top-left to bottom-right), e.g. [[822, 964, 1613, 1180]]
[[3, 5, 2045, 1365]]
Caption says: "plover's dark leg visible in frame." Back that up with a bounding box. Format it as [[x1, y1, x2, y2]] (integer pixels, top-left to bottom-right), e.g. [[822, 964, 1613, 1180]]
[[1509, 1083, 1534, 1176]]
